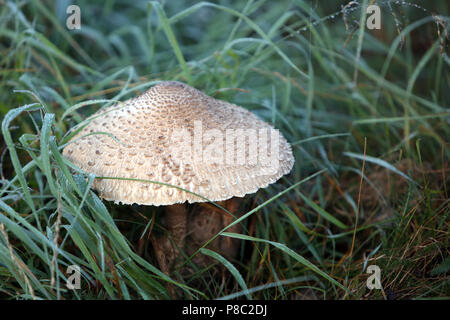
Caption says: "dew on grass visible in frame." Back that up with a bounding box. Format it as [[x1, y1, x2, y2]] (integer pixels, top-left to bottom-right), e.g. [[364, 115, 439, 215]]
[[289, 0, 447, 58]]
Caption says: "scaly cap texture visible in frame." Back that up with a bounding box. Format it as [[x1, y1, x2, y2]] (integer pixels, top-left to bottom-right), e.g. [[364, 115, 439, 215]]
[[63, 81, 294, 205]]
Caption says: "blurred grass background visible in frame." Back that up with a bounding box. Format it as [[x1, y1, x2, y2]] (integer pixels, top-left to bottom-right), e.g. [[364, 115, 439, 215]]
[[0, 0, 448, 299]]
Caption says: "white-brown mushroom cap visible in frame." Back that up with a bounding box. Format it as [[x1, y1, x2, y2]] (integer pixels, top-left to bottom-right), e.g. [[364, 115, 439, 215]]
[[63, 81, 294, 206]]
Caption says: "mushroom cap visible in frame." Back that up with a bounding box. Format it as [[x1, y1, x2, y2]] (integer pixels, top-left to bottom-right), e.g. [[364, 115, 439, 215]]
[[63, 81, 294, 206]]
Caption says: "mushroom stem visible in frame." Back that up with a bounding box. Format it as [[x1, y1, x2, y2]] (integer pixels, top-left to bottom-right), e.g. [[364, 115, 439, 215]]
[[165, 203, 187, 254], [150, 235, 177, 299], [217, 198, 242, 260]]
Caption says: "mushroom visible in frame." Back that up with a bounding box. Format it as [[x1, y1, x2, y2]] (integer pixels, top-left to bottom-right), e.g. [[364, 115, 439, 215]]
[[62, 81, 294, 276]]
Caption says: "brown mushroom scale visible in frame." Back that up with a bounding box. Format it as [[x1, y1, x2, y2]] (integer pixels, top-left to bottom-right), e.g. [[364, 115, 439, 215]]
[[63, 81, 294, 276]]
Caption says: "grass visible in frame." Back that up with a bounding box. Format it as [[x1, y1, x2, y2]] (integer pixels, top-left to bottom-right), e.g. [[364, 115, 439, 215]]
[[0, 0, 449, 300]]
